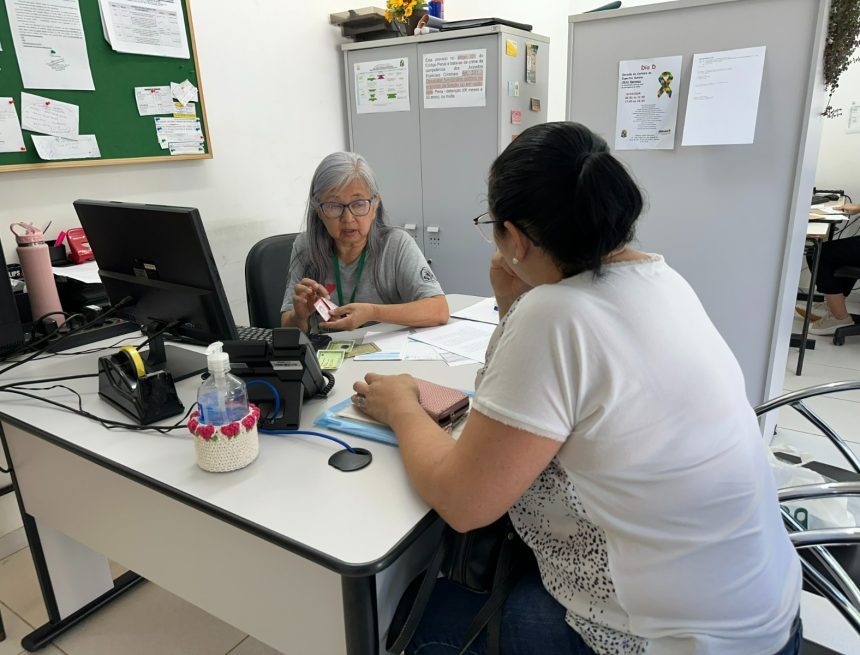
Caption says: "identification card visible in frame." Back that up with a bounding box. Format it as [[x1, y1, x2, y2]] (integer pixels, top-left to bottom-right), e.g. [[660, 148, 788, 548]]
[[347, 342, 381, 358], [317, 349, 345, 370], [326, 340, 355, 353], [314, 296, 338, 321]]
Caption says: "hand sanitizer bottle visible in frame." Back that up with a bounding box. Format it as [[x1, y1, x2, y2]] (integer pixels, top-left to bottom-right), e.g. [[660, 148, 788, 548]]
[[197, 342, 248, 426]]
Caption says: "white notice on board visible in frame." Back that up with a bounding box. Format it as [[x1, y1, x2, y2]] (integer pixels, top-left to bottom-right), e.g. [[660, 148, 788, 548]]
[[682, 46, 766, 146], [32, 134, 100, 160], [21, 92, 79, 137], [423, 49, 486, 109], [134, 86, 174, 116], [98, 0, 189, 59], [5, 0, 95, 90], [354, 58, 410, 114], [615, 56, 682, 151], [0, 98, 26, 153]]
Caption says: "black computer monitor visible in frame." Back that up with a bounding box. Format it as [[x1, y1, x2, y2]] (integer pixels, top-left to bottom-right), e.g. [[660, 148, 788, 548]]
[[73, 200, 239, 347]]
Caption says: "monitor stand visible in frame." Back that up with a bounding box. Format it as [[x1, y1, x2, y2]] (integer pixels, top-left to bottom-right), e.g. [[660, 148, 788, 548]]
[[138, 329, 207, 381]]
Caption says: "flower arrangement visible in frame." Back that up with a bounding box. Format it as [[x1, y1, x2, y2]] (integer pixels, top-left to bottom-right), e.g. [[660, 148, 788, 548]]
[[385, 0, 424, 25]]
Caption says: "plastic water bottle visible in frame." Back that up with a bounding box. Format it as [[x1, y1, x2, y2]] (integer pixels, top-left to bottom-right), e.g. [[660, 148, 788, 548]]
[[10, 222, 65, 327], [197, 342, 248, 426]]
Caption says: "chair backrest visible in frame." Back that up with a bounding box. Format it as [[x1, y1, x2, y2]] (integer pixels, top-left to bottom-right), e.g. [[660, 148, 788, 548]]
[[245, 233, 298, 328]]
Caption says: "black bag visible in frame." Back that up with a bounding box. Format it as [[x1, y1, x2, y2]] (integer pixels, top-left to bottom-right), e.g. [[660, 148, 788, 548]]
[[387, 515, 537, 655]]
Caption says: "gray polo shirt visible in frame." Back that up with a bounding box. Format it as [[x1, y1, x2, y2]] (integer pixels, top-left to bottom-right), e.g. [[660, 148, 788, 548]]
[[280, 228, 444, 313]]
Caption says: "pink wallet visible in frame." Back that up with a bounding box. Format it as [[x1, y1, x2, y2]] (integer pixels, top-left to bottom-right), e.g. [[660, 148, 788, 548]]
[[415, 379, 470, 431]]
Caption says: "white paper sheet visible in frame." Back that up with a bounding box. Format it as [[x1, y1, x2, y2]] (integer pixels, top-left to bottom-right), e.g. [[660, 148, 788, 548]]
[[682, 46, 766, 146], [154, 117, 202, 148], [171, 79, 197, 105], [134, 85, 174, 115], [402, 340, 443, 361], [354, 58, 410, 114], [615, 56, 682, 151], [6, 0, 95, 90], [409, 321, 495, 364], [21, 92, 79, 136], [0, 98, 26, 153], [848, 102, 860, 134], [98, 0, 189, 59], [450, 297, 499, 325], [168, 140, 204, 155], [32, 134, 100, 160], [423, 49, 486, 109], [51, 260, 101, 284], [172, 101, 196, 118]]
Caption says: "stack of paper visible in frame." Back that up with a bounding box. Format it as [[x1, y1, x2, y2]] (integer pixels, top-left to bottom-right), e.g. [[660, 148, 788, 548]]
[[354, 320, 494, 367], [155, 116, 204, 154]]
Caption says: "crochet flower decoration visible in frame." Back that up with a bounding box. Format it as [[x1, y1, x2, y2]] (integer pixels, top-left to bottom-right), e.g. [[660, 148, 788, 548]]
[[188, 403, 260, 441]]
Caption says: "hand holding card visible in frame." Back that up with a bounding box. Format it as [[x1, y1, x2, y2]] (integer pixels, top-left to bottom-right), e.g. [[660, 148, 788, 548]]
[[313, 296, 339, 322], [320, 303, 376, 331]]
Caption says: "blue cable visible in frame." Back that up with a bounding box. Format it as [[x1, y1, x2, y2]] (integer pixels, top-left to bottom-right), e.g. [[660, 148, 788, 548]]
[[259, 429, 357, 453], [248, 378, 356, 453], [245, 379, 281, 420]]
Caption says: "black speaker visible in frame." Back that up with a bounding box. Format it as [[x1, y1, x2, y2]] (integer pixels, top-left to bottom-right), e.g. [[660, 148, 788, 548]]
[[0, 238, 25, 356]]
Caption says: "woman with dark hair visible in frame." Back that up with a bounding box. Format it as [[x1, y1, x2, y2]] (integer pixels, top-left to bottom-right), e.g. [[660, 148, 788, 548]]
[[280, 151, 448, 331], [352, 122, 801, 654]]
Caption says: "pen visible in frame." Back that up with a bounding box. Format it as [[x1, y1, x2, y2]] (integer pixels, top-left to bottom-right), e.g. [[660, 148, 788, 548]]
[[54, 230, 67, 247]]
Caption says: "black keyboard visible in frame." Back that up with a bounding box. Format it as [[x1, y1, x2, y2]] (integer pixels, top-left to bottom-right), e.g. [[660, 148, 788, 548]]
[[235, 325, 332, 351], [236, 325, 272, 343]]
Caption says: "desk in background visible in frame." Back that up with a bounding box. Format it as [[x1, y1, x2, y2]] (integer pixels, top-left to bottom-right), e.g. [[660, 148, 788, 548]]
[[791, 210, 849, 375], [0, 294, 484, 654]]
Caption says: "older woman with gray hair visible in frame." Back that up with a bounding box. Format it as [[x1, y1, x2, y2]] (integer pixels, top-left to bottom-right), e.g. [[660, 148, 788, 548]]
[[280, 152, 449, 331]]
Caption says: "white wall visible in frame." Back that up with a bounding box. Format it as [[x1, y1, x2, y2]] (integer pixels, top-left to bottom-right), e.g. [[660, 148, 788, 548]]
[[815, 58, 860, 226]]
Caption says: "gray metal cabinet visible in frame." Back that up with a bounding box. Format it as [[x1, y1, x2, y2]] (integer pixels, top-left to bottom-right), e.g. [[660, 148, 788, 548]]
[[343, 26, 550, 296]]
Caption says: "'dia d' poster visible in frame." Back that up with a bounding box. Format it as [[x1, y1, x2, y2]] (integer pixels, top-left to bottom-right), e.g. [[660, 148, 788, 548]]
[[615, 56, 682, 150]]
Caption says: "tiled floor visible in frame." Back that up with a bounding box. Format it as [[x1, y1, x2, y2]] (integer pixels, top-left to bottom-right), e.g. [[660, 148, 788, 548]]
[[0, 313, 858, 654]]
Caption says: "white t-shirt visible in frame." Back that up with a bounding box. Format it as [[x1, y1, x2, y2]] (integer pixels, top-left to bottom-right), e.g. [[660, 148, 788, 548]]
[[472, 255, 800, 655]]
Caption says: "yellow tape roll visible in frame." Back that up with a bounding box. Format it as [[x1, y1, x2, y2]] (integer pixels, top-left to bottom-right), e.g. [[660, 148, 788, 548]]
[[119, 346, 146, 379]]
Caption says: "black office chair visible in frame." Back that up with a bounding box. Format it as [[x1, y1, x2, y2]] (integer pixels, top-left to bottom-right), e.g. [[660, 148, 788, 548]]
[[244, 233, 298, 329], [833, 266, 860, 346], [756, 382, 860, 646]]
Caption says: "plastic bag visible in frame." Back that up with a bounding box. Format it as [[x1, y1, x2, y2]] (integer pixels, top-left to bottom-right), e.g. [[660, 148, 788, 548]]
[[769, 448, 854, 530]]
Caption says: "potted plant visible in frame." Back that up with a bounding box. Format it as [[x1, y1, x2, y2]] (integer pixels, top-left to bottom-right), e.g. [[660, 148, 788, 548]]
[[823, 0, 860, 118]]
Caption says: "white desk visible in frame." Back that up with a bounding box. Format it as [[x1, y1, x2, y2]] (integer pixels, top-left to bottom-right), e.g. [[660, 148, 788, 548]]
[[0, 294, 484, 654]]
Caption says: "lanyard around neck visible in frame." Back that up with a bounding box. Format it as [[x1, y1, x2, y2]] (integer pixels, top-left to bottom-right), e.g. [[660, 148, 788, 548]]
[[333, 249, 367, 306]]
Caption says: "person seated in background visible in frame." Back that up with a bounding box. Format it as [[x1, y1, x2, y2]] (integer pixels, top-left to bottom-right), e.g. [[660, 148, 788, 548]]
[[806, 204, 859, 335], [280, 151, 448, 331], [352, 122, 801, 655]]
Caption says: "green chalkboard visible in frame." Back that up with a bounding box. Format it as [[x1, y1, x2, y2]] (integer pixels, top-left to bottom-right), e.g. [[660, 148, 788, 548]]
[[0, 0, 211, 171]]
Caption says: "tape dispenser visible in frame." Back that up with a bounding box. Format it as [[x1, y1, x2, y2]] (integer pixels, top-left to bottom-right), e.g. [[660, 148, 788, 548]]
[[98, 345, 184, 424]]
